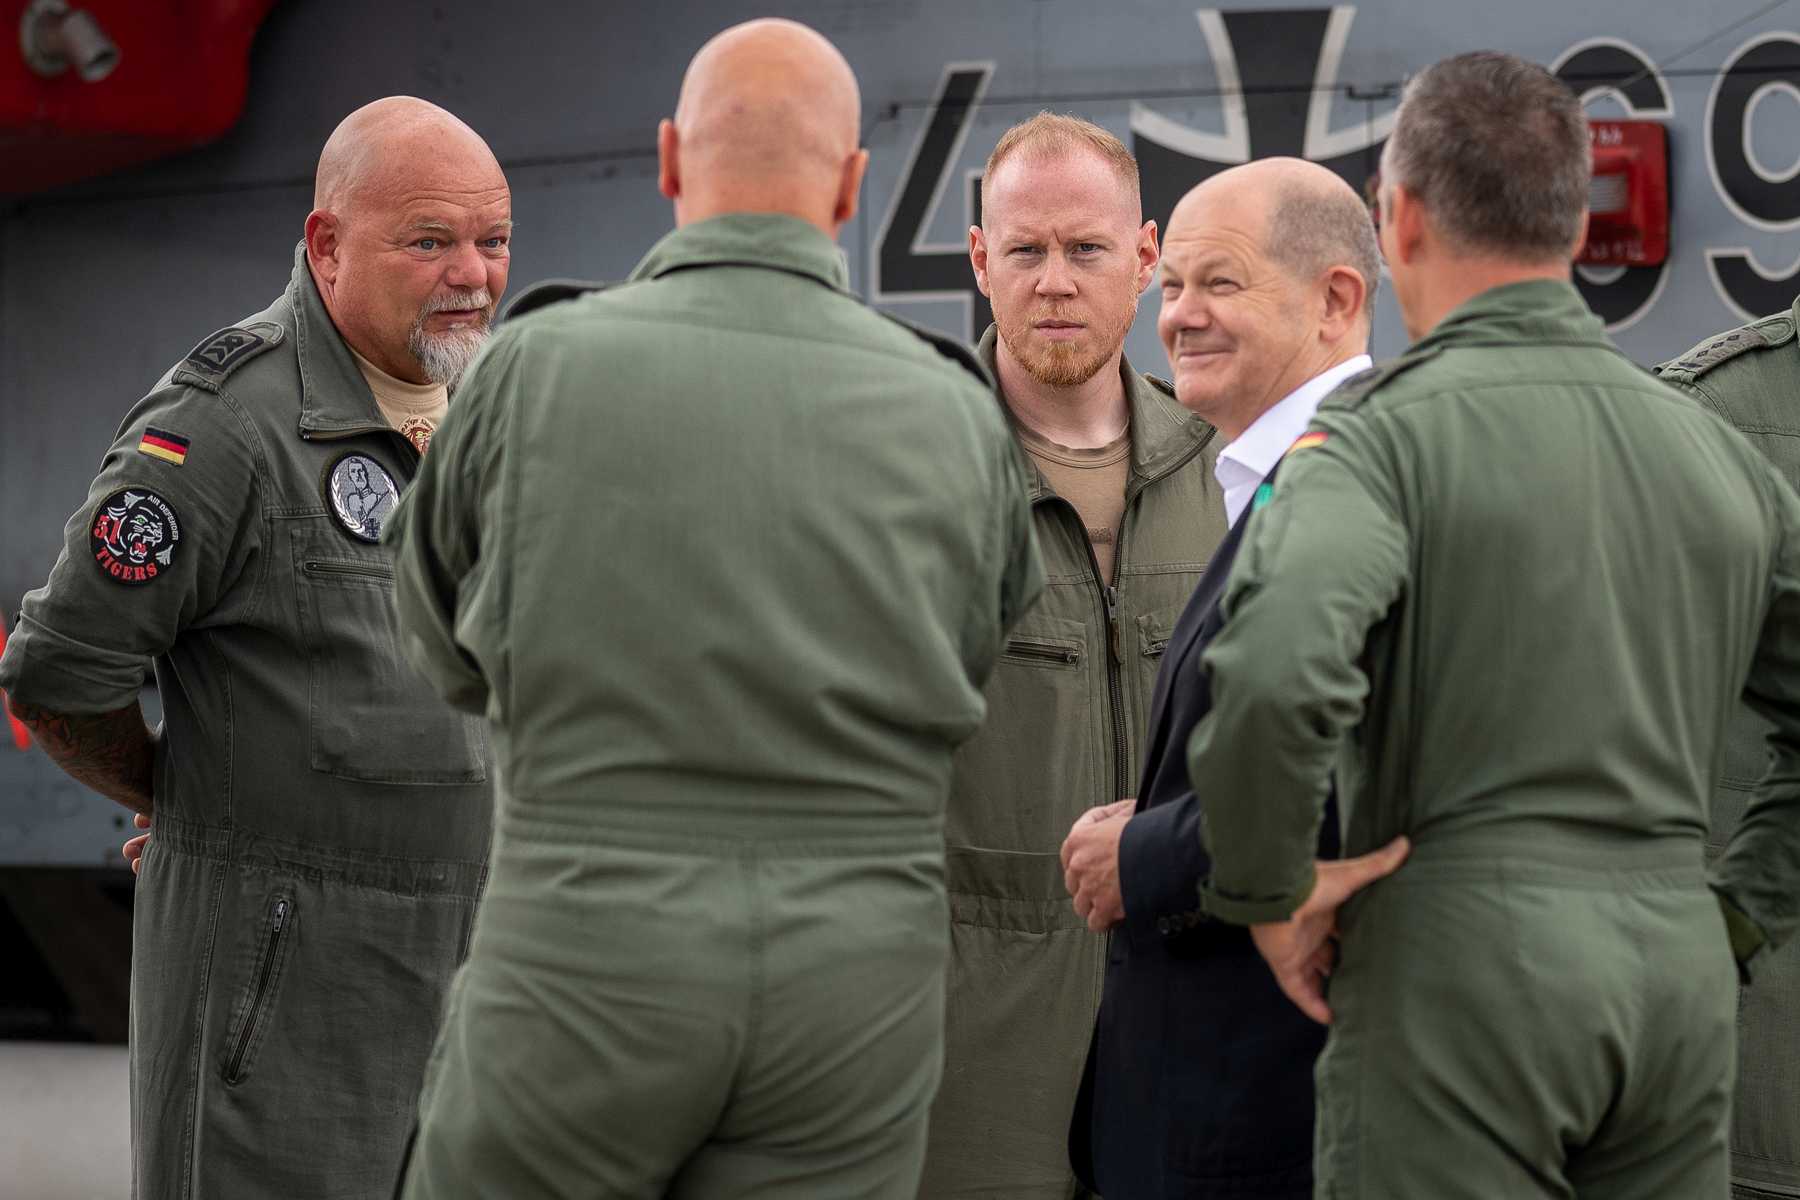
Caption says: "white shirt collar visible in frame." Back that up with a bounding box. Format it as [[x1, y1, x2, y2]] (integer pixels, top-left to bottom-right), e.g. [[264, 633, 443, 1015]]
[[1214, 354, 1373, 527]]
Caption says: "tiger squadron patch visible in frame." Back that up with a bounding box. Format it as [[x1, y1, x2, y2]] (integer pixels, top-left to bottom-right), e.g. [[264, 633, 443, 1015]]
[[90, 488, 182, 586]]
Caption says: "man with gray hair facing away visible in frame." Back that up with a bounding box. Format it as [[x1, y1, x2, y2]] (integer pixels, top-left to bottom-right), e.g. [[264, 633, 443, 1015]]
[[388, 18, 1041, 1199], [1, 97, 508, 1198], [1060, 157, 1379, 1199], [1187, 51, 1800, 1197]]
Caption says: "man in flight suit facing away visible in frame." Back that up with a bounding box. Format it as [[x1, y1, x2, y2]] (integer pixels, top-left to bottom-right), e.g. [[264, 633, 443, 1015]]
[[387, 18, 1042, 1200], [0, 98, 508, 1198], [1187, 51, 1800, 1198]]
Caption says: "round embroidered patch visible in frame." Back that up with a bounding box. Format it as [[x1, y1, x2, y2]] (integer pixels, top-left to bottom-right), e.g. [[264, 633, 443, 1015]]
[[324, 453, 400, 543], [90, 488, 182, 586]]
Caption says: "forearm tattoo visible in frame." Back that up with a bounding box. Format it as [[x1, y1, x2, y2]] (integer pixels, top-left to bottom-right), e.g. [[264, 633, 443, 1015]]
[[6, 698, 155, 814]]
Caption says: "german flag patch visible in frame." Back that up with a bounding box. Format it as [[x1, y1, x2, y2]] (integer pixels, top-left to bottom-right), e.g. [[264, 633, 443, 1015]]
[[137, 427, 190, 467], [1284, 431, 1328, 457]]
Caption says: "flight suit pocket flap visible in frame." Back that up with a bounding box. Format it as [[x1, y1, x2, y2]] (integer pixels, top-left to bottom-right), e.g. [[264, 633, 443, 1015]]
[[946, 847, 1087, 932], [294, 532, 487, 785], [1137, 602, 1187, 658]]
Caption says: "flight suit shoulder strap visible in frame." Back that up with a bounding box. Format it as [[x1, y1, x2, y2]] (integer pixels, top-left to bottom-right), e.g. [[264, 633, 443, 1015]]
[[1656, 313, 1797, 384], [1316, 346, 1443, 414], [500, 278, 614, 323], [1143, 372, 1177, 402], [172, 321, 286, 394], [877, 312, 994, 390]]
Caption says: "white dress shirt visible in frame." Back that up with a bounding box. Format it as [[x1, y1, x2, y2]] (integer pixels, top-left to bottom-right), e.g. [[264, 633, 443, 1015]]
[[1214, 354, 1373, 527]]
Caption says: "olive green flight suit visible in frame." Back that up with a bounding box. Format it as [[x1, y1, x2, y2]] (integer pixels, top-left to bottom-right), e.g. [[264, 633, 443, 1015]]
[[1660, 301, 1800, 1200], [1187, 280, 1800, 1199], [921, 327, 1224, 1200], [386, 213, 1044, 1200], [0, 243, 492, 1199]]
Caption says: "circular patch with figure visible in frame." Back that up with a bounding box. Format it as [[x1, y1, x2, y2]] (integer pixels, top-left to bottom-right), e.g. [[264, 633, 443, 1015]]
[[89, 488, 182, 586], [323, 453, 400, 543]]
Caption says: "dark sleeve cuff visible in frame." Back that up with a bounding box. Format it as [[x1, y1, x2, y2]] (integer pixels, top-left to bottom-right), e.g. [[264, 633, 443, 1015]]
[[1119, 797, 1211, 934]]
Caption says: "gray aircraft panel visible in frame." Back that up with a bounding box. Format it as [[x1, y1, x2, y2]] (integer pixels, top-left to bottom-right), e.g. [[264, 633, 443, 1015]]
[[8, 0, 1800, 860]]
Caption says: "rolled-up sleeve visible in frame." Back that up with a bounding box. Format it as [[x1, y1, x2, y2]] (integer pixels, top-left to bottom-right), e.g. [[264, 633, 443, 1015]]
[[0, 383, 262, 714]]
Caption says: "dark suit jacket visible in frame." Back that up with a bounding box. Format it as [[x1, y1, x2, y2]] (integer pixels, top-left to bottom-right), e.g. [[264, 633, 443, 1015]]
[[1069, 486, 1339, 1200]]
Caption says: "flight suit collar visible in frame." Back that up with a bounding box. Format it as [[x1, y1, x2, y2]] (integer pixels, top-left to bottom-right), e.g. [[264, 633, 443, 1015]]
[[286, 241, 395, 438], [977, 324, 1210, 503], [1416, 277, 1613, 354], [630, 213, 852, 293]]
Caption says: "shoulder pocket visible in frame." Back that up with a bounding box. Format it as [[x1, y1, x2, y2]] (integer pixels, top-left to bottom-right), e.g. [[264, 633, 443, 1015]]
[[1138, 605, 1183, 660]]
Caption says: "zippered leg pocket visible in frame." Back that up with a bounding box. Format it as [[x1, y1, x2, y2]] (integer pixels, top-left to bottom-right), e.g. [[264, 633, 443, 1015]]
[[221, 892, 297, 1086]]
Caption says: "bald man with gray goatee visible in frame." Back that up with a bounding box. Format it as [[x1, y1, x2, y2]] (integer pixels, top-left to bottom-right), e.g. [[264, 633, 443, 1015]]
[[388, 18, 1040, 1199], [0, 97, 508, 1198]]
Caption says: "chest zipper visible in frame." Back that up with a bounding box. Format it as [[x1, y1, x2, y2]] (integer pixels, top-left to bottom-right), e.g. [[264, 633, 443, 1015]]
[[1046, 494, 1134, 802], [1101, 583, 1128, 799], [302, 559, 394, 582], [225, 897, 290, 1085]]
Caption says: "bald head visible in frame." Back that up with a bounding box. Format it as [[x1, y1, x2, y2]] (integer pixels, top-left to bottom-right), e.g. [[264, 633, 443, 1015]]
[[659, 19, 868, 233], [315, 96, 504, 214], [1169, 157, 1380, 320]]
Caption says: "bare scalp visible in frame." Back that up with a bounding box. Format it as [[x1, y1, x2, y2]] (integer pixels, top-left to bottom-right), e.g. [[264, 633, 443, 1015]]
[[1168, 158, 1379, 313], [674, 19, 861, 188], [314, 96, 505, 217]]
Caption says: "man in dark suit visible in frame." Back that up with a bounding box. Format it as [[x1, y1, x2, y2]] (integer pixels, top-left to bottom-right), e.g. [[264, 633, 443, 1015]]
[[1060, 158, 1390, 1198]]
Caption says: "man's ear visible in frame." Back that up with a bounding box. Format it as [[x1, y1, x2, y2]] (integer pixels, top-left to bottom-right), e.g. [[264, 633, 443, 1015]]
[[833, 148, 870, 226], [1387, 183, 1426, 268], [1569, 208, 1591, 262], [1135, 219, 1160, 293], [1319, 264, 1368, 342], [657, 119, 681, 201], [304, 211, 340, 286], [969, 225, 992, 298]]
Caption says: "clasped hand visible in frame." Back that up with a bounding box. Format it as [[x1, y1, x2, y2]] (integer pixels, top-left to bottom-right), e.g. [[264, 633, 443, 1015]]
[[1059, 799, 1135, 932]]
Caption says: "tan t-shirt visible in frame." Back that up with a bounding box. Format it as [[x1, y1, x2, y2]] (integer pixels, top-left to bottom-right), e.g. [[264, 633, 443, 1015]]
[[1015, 421, 1131, 583], [351, 349, 448, 456]]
